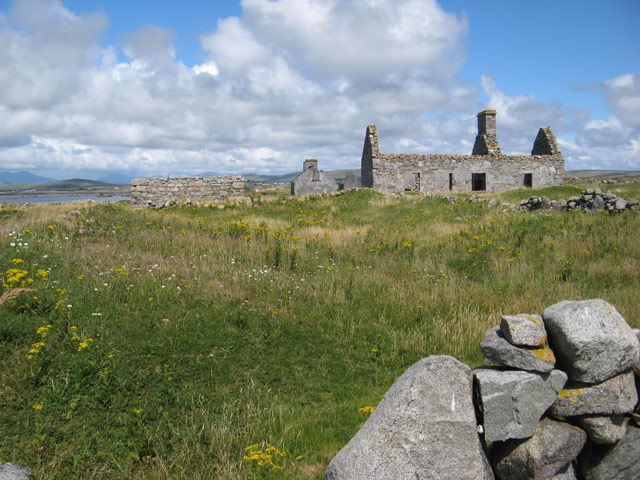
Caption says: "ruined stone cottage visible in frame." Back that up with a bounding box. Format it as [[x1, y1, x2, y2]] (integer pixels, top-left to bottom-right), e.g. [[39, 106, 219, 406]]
[[361, 110, 564, 193], [291, 159, 338, 195]]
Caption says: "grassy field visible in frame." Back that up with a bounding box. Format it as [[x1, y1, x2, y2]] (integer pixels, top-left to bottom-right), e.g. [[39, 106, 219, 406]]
[[1, 181, 639, 479]]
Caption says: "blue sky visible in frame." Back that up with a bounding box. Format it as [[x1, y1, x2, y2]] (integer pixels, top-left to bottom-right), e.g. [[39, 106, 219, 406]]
[[0, 0, 638, 180]]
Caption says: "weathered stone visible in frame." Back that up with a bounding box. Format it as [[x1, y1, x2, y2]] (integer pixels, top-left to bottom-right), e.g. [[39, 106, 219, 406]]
[[542, 299, 640, 383], [291, 160, 338, 196], [549, 371, 637, 417], [130, 175, 248, 208], [474, 367, 567, 442], [324, 356, 494, 480], [552, 462, 578, 480], [481, 326, 555, 372], [339, 172, 361, 191], [492, 418, 586, 480], [633, 329, 640, 378], [361, 112, 564, 194], [575, 414, 627, 445], [578, 423, 640, 480], [590, 195, 605, 211], [0, 464, 33, 480], [614, 198, 627, 210], [500, 314, 547, 347]]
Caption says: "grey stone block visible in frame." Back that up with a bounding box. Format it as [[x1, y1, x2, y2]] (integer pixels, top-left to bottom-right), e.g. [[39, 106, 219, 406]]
[[500, 314, 547, 347], [481, 326, 555, 373], [549, 371, 637, 417], [633, 329, 640, 378], [615, 198, 628, 210], [552, 462, 578, 480], [590, 195, 605, 211], [492, 418, 586, 480], [0, 464, 33, 480], [578, 423, 640, 480], [542, 299, 640, 384], [575, 414, 627, 445], [474, 367, 567, 442], [324, 356, 494, 480]]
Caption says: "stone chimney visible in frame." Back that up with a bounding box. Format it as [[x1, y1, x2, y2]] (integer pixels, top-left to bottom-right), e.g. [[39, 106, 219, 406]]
[[303, 159, 318, 171], [472, 110, 501, 156]]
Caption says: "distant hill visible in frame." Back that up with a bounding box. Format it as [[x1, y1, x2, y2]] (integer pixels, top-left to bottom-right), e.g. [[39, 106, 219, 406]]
[[0, 171, 56, 184], [0, 178, 127, 193], [243, 169, 361, 184], [243, 172, 299, 183], [99, 173, 135, 184], [566, 170, 640, 178]]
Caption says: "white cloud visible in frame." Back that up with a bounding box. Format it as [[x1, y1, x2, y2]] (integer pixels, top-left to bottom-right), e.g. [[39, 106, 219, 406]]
[[479, 73, 640, 169], [193, 62, 219, 77], [238, 0, 467, 80], [0, 0, 479, 177], [0, 0, 636, 179], [603, 71, 640, 129]]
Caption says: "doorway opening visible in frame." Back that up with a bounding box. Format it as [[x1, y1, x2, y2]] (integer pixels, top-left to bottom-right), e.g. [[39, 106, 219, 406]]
[[472, 173, 486, 191]]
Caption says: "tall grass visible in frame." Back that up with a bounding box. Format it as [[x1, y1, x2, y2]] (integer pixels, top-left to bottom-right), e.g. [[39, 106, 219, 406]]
[[0, 188, 638, 479]]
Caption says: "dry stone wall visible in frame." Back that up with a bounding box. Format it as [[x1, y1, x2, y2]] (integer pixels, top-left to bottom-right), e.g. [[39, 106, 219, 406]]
[[326, 299, 640, 480], [519, 188, 639, 213], [130, 175, 248, 208]]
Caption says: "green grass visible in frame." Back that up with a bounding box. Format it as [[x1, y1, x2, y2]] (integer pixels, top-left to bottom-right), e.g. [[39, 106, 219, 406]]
[[0, 187, 639, 479]]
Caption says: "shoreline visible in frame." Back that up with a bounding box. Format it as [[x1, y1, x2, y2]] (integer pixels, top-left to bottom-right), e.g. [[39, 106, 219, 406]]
[[0, 188, 129, 197]]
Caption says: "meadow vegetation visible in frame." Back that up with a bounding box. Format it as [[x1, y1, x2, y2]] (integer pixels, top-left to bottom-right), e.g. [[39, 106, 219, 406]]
[[1, 180, 639, 479]]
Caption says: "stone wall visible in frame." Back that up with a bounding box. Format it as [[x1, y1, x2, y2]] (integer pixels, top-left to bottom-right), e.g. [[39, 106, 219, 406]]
[[361, 111, 565, 194], [326, 299, 640, 480], [130, 175, 248, 208]]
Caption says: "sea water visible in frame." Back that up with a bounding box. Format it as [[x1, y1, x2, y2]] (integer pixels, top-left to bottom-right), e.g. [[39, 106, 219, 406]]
[[0, 193, 130, 204]]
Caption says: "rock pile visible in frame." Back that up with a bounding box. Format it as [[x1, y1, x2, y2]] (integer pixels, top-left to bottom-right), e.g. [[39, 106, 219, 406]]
[[325, 299, 640, 480], [519, 189, 639, 213]]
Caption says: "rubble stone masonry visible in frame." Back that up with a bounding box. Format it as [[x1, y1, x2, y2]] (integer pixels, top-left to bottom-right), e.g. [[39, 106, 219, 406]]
[[361, 111, 564, 194], [130, 175, 247, 208]]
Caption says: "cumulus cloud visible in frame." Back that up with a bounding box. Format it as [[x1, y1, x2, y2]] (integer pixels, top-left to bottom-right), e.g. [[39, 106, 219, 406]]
[[480, 73, 640, 170], [0, 0, 636, 178], [563, 71, 640, 169], [0, 0, 480, 178], [234, 0, 467, 80], [481, 74, 569, 151], [603, 71, 640, 128]]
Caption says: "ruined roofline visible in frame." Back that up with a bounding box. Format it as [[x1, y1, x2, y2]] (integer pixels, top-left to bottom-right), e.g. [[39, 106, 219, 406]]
[[362, 112, 563, 159]]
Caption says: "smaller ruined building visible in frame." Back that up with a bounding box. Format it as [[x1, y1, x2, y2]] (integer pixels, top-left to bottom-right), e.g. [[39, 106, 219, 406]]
[[291, 159, 338, 195], [339, 172, 361, 191], [361, 110, 564, 193], [130, 175, 248, 208]]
